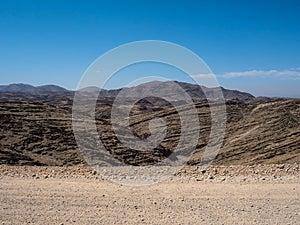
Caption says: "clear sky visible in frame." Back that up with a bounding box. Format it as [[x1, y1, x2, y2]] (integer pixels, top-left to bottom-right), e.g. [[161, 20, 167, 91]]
[[1, 0, 300, 97]]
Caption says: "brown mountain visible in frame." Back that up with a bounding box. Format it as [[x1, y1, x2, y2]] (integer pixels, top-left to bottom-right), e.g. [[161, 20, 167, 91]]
[[0, 81, 298, 166], [85, 81, 255, 103]]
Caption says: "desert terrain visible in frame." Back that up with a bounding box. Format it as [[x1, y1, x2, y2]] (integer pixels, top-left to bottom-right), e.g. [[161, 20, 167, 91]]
[[0, 164, 299, 224], [0, 82, 299, 224]]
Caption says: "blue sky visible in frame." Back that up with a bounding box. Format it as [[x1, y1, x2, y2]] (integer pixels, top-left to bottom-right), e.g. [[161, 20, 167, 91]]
[[1, 0, 300, 97]]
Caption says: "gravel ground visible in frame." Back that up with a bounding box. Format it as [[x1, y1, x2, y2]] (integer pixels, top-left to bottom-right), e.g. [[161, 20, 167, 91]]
[[0, 164, 299, 224]]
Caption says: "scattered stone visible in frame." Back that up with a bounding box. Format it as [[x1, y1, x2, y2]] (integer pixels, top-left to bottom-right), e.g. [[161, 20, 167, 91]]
[[212, 168, 218, 174], [277, 164, 285, 169], [208, 175, 214, 180]]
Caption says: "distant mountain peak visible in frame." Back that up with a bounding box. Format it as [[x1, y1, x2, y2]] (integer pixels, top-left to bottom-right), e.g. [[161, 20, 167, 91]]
[[0, 83, 68, 94], [94, 80, 254, 102]]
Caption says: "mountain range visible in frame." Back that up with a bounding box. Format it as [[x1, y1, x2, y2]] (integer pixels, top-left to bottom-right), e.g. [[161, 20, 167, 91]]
[[0, 81, 255, 102], [0, 81, 298, 166], [0, 83, 68, 94]]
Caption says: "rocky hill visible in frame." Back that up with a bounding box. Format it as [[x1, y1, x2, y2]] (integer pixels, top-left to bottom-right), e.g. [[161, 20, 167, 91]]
[[0, 81, 298, 166], [81, 81, 255, 103]]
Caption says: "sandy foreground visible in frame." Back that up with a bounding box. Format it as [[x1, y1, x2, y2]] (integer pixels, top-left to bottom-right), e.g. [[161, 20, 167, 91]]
[[0, 164, 299, 224]]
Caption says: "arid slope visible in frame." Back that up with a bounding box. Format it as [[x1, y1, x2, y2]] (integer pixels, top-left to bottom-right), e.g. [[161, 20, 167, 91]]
[[0, 92, 299, 166]]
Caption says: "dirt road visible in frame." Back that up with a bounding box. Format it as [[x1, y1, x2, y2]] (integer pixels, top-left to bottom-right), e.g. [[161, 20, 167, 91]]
[[0, 166, 299, 225]]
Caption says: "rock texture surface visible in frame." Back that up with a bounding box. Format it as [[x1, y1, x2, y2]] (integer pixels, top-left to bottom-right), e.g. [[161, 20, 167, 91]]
[[0, 81, 299, 166], [1, 96, 299, 166]]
